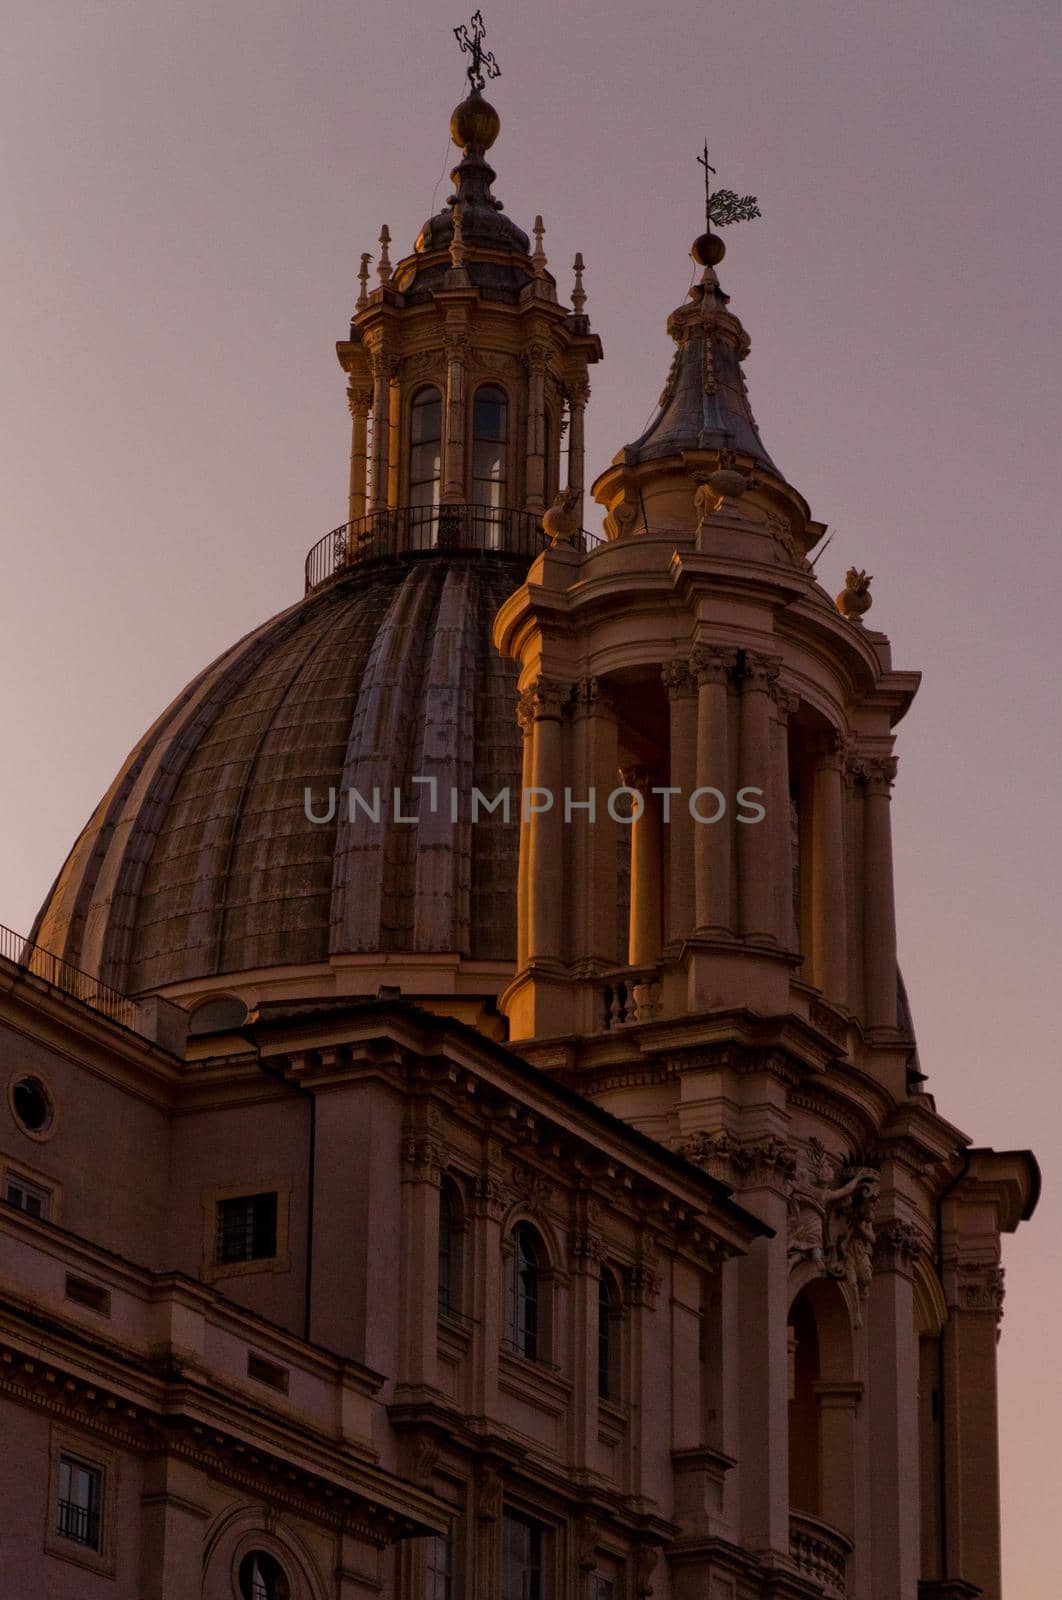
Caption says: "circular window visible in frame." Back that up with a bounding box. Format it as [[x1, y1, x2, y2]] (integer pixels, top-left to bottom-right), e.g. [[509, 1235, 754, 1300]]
[[238, 1551, 290, 1600], [10, 1075, 54, 1137]]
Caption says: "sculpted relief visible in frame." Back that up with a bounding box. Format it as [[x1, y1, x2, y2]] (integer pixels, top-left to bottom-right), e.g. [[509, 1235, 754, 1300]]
[[787, 1139, 880, 1310]]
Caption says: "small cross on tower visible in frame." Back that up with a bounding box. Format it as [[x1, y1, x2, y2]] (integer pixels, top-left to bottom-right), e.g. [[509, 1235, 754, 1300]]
[[454, 10, 501, 90]]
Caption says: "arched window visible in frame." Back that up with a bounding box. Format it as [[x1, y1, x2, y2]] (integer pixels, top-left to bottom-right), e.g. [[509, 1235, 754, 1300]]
[[409, 386, 442, 510], [597, 1268, 622, 1400], [438, 1180, 459, 1316], [472, 384, 509, 513], [505, 1222, 542, 1359], [238, 1550, 290, 1600]]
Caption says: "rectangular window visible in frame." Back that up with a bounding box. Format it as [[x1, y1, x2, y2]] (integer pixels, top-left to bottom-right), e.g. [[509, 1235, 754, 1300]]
[[590, 1577, 616, 1600], [4, 1177, 50, 1219], [502, 1510, 549, 1600], [56, 1456, 102, 1550], [215, 1192, 278, 1264], [426, 1529, 453, 1600]]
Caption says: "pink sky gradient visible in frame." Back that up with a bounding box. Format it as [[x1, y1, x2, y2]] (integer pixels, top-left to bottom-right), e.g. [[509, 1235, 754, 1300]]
[[2, 1, 1059, 1586]]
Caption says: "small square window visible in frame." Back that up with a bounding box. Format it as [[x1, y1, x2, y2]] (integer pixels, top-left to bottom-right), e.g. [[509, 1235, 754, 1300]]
[[56, 1456, 102, 1550], [4, 1176, 50, 1219], [216, 1193, 278, 1264]]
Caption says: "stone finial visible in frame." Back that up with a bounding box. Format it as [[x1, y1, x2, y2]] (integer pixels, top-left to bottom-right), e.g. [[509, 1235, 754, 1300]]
[[532, 214, 547, 278], [836, 568, 873, 622], [355, 252, 371, 310], [377, 225, 392, 286], [571, 252, 587, 316], [542, 488, 579, 546]]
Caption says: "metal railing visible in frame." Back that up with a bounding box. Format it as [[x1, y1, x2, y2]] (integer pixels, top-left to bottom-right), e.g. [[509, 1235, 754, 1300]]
[[304, 503, 602, 591], [0, 923, 139, 1032], [56, 1498, 100, 1548]]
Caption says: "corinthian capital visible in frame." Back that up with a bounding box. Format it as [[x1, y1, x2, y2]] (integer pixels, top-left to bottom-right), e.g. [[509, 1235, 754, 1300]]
[[847, 753, 898, 793], [661, 658, 696, 699], [691, 644, 737, 686], [517, 676, 568, 726], [740, 651, 782, 694]]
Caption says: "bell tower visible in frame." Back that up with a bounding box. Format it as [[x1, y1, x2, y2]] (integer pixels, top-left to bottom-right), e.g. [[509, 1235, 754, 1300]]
[[495, 205, 920, 1078], [331, 34, 600, 581]]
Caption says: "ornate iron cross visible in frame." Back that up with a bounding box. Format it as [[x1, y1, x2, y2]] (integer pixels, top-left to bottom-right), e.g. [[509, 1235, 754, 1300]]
[[698, 137, 761, 229], [454, 10, 501, 90]]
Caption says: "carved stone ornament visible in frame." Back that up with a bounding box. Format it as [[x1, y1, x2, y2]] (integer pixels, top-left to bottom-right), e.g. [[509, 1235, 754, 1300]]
[[473, 1172, 510, 1220], [401, 1136, 445, 1181], [873, 1217, 925, 1275], [607, 494, 638, 540], [676, 1129, 797, 1192], [661, 658, 697, 699], [543, 488, 579, 546], [787, 1142, 880, 1310], [409, 1432, 440, 1487], [836, 567, 873, 621], [574, 1513, 601, 1571], [634, 1544, 660, 1599], [957, 1262, 1006, 1323], [476, 1465, 503, 1523]]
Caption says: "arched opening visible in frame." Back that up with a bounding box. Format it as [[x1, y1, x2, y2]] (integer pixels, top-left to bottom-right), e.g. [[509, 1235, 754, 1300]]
[[787, 1278, 858, 1544], [505, 1221, 546, 1360], [409, 386, 442, 538], [471, 383, 508, 544]]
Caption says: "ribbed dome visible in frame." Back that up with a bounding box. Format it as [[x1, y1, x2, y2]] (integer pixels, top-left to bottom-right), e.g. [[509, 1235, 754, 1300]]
[[32, 556, 525, 997]]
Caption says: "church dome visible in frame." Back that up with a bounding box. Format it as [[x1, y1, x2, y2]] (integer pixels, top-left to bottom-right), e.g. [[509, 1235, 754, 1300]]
[[31, 548, 529, 998]]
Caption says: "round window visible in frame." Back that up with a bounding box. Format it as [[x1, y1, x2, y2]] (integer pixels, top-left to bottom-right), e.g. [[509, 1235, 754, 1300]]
[[238, 1550, 290, 1600], [11, 1075, 53, 1136]]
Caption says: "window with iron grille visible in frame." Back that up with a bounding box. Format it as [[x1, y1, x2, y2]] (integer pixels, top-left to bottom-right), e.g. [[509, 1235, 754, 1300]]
[[215, 1192, 278, 1264], [56, 1456, 102, 1550]]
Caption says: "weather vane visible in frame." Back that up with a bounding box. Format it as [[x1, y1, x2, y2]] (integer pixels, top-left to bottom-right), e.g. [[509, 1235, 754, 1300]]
[[698, 138, 761, 229], [454, 10, 501, 91]]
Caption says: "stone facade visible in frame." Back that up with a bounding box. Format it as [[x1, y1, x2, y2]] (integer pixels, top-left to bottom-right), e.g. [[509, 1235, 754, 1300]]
[[1, 71, 1037, 1600]]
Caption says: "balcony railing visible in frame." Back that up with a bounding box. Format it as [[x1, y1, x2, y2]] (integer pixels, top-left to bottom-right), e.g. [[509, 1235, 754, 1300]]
[[56, 1498, 100, 1548], [0, 923, 139, 1033], [304, 503, 602, 591], [788, 1510, 852, 1598]]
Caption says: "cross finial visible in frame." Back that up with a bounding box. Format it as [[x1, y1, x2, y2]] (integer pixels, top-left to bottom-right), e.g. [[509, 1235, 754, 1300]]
[[697, 139, 717, 232], [697, 136, 762, 230], [454, 10, 500, 91]]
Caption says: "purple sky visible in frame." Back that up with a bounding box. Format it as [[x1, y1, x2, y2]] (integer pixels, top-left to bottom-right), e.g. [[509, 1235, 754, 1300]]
[[2, 2, 1059, 1585]]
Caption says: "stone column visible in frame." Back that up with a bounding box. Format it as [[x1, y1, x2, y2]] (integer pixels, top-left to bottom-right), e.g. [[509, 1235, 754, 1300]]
[[524, 677, 567, 966], [569, 677, 619, 967], [728, 1141, 795, 1556], [940, 1258, 1007, 1600], [398, 1128, 443, 1390], [663, 659, 697, 946], [516, 695, 534, 970], [442, 331, 469, 504], [814, 1380, 863, 1538], [623, 768, 663, 969], [692, 645, 735, 935], [470, 1159, 508, 1423], [387, 363, 401, 509], [810, 731, 849, 1006], [567, 378, 589, 525], [769, 684, 798, 950], [859, 755, 899, 1030], [867, 1221, 922, 1599], [347, 382, 372, 524], [568, 1214, 603, 1473], [524, 342, 549, 511], [369, 350, 392, 512], [738, 653, 778, 942]]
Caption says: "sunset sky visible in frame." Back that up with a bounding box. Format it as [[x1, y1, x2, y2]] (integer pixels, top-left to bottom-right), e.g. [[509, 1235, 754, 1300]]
[[2, 1, 1059, 1587]]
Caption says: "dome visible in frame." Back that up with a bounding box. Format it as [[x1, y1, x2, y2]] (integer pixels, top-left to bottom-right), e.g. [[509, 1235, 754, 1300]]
[[32, 551, 528, 998]]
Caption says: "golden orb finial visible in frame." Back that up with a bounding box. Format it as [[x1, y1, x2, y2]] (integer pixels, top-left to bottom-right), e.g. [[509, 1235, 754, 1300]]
[[450, 89, 501, 153]]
